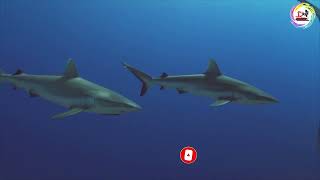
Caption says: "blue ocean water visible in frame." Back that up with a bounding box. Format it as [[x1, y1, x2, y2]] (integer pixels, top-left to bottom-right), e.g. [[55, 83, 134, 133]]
[[0, 0, 319, 179]]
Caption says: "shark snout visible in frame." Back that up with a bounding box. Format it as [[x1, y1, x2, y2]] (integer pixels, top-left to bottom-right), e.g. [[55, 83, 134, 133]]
[[265, 96, 278, 103], [124, 101, 142, 111], [257, 95, 279, 104]]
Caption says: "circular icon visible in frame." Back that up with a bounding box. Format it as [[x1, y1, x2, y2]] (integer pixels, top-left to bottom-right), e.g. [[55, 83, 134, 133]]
[[180, 146, 197, 164], [290, 3, 316, 29]]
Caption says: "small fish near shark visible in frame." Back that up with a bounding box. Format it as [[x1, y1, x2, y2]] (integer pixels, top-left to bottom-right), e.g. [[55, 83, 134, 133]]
[[123, 59, 278, 107], [0, 59, 141, 119]]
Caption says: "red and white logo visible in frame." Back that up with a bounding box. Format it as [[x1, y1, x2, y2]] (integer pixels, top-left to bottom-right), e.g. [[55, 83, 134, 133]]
[[180, 146, 197, 164]]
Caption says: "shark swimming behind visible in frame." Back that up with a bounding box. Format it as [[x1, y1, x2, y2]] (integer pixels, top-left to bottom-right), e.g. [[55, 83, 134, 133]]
[[123, 59, 278, 107], [0, 59, 141, 119]]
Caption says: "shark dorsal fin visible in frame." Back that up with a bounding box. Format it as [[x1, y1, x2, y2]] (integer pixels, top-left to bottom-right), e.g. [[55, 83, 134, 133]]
[[63, 59, 79, 79], [13, 69, 23, 75], [160, 72, 168, 79], [205, 59, 222, 78]]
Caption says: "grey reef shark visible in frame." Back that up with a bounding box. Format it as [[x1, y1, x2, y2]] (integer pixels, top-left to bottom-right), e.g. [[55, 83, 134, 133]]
[[123, 59, 278, 107], [0, 59, 141, 119]]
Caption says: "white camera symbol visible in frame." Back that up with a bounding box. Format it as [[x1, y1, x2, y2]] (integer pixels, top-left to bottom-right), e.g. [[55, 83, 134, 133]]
[[184, 149, 193, 161]]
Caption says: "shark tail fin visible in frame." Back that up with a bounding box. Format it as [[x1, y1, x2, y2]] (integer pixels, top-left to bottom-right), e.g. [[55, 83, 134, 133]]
[[122, 63, 153, 96]]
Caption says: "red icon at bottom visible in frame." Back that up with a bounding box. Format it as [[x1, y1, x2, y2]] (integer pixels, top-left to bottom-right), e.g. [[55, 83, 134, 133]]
[[180, 146, 197, 164]]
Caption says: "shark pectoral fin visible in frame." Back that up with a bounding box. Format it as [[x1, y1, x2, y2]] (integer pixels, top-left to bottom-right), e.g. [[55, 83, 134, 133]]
[[210, 100, 231, 107], [51, 108, 84, 120], [28, 90, 39, 97]]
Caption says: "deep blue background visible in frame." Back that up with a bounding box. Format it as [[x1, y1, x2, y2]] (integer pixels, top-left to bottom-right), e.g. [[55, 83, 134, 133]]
[[0, 0, 320, 179]]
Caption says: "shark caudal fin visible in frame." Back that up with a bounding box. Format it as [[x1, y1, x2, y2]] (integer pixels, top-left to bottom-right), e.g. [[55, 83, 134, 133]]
[[122, 63, 153, 96]]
